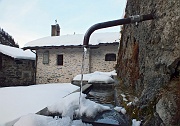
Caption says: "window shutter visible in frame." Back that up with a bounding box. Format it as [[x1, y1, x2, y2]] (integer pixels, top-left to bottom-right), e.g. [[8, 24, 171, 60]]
[[43, 51, 49, 64]]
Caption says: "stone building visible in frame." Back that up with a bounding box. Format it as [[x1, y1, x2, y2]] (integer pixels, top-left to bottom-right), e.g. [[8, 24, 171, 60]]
[[0, 44, 36, 87], [23, 32, 119, 84]]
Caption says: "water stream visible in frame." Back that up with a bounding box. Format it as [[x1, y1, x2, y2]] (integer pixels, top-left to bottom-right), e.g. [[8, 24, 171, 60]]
[[79, 47, 87, 115]]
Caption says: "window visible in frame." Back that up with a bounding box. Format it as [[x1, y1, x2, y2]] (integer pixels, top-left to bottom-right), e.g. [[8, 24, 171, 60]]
[[57, 54, 63, 65], [43, 51, 49, 64], [105, 53, 116, 61]]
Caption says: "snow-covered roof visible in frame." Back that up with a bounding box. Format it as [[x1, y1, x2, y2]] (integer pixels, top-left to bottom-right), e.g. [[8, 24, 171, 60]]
[[24, 32, 120, 49], [0, 44, 35, 60]]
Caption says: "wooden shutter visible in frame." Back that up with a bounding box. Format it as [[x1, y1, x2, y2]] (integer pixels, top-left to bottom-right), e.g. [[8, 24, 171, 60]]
[[43, 51, 49, 64]]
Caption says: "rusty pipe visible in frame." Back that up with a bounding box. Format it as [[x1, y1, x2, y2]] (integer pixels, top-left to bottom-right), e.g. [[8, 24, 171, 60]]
[[83, 14, 154, 47]]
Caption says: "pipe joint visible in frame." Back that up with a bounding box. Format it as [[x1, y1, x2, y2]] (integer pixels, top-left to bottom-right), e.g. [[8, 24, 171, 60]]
[[130, 15, 142, 23]]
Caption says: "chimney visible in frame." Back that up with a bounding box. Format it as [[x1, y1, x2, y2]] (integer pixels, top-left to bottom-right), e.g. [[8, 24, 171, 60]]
[[51, 20, 60, 36]]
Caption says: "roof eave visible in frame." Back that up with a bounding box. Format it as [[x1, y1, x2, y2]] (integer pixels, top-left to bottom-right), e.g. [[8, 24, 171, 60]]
[[23, 42, 119, 50]]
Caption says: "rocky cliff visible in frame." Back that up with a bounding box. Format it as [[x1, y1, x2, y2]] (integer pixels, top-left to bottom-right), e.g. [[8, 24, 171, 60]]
[[116, 0, 180, 125]]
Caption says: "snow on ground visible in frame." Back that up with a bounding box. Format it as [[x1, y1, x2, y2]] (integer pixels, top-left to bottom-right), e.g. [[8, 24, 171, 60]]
[[0, 83, 79, 125], [73, 70, 116, 83]]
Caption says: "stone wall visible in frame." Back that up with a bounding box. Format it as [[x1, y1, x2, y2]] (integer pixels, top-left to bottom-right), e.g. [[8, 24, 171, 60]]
[[36, 47, 87, 83], [36, 44, 118, 84], [90, 44, 119, 72], [116, 0, 180, 125], [0, 54, 35, 87]]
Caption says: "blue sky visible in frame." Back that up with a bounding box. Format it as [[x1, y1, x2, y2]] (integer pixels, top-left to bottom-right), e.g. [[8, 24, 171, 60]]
[[0, 0, 126, 47]]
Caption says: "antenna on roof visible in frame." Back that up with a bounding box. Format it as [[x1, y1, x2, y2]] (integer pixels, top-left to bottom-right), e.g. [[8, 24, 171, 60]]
[[55, 19, 57, 24]]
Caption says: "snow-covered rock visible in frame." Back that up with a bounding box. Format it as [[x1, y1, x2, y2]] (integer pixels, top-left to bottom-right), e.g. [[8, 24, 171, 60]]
[[73, 71, 116, 84], [132, 119, 141, 126], [114, 106, 126, 114], [14, 114, 92, 126], [48, 92, 111, 119]]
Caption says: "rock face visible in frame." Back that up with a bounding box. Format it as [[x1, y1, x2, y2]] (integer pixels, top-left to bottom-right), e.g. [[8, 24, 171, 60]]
[[116, 0, 180, 125], [156, 79, 180, 126]]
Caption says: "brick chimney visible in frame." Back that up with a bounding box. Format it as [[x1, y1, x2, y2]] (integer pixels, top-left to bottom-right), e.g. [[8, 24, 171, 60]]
[[51, 21, 60, 36]]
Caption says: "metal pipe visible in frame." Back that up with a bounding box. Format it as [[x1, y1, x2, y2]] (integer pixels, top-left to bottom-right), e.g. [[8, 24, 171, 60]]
[[83, 14, 154, 47]]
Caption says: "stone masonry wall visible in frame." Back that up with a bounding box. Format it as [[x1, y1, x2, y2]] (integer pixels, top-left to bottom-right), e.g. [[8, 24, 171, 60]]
[[36, 47, 87, 83], [116, 0, 180, 125], [90, 44, 119, 72], [36, 45, 118, 84], [0, 54, 35, 87]]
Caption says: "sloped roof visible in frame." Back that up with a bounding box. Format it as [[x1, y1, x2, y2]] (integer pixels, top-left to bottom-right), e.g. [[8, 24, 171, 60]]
[[0, 44, 35, 60], [23, 32, 120, 49]]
